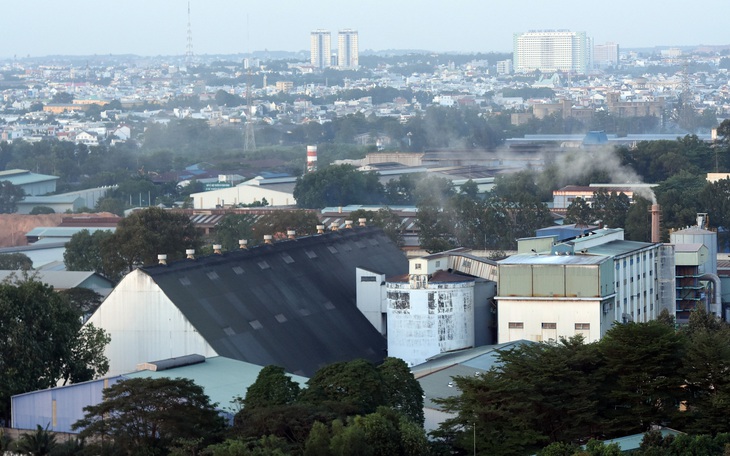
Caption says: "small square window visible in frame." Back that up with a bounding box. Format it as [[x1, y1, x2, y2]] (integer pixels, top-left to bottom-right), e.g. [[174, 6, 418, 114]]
[[415, 264, 422, 270]]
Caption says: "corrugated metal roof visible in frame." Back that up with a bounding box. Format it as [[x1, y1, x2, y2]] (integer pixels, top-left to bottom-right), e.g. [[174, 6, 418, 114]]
[[141, 227, 407, 377], [499, 253, 609, 265], [413, 340, 534, 409], [127, 357, 309, 413], [25, 226, 114, 237], [0, 169, 59, 185], [585, 239, 655, 256]]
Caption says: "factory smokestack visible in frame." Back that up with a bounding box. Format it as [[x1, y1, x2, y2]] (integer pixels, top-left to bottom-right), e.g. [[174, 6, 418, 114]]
[[306, 145, 317, 173], [650, 204, 661, 243]]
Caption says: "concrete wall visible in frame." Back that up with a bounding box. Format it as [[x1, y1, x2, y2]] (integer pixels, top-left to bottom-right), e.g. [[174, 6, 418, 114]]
[[497, 298, 605, 343]]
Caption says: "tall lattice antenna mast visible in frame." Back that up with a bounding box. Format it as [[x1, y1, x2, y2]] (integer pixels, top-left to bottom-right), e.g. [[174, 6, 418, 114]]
[[243, 14, 256, 152], [185, 1, 194, 65], [244, 65, 256, 152]]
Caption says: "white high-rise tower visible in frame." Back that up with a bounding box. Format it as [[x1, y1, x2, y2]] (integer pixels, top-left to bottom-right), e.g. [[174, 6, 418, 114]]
[[310, 30, 331, 69], [337, 29, 359, 69]]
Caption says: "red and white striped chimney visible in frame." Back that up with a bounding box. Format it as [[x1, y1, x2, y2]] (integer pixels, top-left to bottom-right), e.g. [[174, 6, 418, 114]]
[[306, 145, 317, 173]]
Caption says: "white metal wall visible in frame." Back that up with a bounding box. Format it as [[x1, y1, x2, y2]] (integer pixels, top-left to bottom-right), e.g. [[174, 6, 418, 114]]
[[85, 269, 218, 377]]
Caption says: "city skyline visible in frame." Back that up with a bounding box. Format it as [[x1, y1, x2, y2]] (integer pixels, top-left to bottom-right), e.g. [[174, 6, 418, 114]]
[[1, 0, 728, 58]]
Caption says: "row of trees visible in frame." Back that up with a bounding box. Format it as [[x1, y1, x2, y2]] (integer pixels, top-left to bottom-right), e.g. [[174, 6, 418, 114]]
[[65, 358, 426, 455], [435, 308, 730, 455], [64, 207, 327, 283]]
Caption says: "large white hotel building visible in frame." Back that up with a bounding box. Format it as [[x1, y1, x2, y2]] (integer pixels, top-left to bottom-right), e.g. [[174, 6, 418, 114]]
[[513, 30, 593, 74]]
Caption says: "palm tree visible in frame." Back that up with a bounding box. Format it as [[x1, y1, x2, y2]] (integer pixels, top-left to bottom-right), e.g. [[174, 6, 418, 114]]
[[14, 425, 56, 455]]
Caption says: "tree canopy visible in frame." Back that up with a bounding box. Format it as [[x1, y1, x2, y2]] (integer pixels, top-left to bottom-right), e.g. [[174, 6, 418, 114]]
[[294, 165, 384, 208], [110, 207, 202, 271], [73, 377, 226, 455], [0, 277, 110, 422], [0, 180, 24, 214]]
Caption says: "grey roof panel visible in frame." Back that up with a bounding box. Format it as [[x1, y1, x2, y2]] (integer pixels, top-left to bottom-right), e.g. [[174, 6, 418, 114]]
[[142, 227, 407, 377]]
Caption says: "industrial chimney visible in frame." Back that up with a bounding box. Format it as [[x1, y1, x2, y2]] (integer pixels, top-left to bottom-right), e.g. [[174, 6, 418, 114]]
[[306, 145, 318, 173], [650, 204, 661, 243]]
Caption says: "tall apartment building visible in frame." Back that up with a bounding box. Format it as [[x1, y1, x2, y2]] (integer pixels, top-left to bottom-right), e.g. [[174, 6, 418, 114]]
[[337, 29, 359, 69], [513, 30, 592, 74], [594, 42, 619, 68], [310, 29, 331, 69]]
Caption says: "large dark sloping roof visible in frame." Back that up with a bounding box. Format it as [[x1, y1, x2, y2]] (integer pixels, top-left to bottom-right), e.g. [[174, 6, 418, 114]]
[[142, 227, 407, 377]]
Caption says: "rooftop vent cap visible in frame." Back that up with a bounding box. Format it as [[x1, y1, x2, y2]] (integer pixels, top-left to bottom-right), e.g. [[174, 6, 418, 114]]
[[358, 217, 367, 227], [287, 230, 296, 239], [213, 244, 222, 254], [239, 239, 248, 249], [330, 222, 339, 231], [157, 254, 167, 265], [264, 234, 273, 244], [186, 249, 195, 259], [316, 224, 325, 234], [345, 220, 353, 229]]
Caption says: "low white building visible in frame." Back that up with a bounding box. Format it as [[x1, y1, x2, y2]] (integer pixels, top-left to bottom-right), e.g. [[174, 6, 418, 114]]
[[190, 176, 296, 208]]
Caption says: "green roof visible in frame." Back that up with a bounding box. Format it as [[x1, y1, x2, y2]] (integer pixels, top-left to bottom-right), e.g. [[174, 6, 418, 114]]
[[126, 356, 308, 414]]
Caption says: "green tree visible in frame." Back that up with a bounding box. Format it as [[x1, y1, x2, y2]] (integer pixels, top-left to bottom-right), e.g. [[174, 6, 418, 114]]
[[64, 229, 125, 282], [50, 92, 74, 104], [0, 253, 33, 270], [294, 165, 384, 208], [215, 213, 257, 251], [73, 377, 226, 455], [14, 424, 56, 456], [0, 180, 24, 214], [95, 196, 125, 216], [349, 208, 405, 247], [240, 365, 301, 410], [304, 421, 332, 456], [0, 278, 110, 422], [598, 321, 686, 436], [251, 210, 320, 241], [592, 190, 631, 229], [303, 359, 385, 417], [28, 206, 55, 215], [624, 195, 652, 242], [110, 207, 202, 271], [564, 197, 594, 226], [378, 358, 424, 426]]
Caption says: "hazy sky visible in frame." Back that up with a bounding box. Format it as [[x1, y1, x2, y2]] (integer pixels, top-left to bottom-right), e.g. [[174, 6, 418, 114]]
[[2, 0, 727, 58]]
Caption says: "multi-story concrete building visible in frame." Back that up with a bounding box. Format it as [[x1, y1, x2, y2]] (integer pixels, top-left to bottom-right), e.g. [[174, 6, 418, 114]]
[[310, 29, 331, 69], [337, 29, 359, 69], [594, 42, 620, 68], [497, 228, 673, 344], [513, 30, 592, 74]]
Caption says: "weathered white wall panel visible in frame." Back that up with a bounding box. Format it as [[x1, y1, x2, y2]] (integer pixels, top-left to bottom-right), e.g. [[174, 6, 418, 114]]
[[86, 269, 217, 376], [387, 281, 474, 366]]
